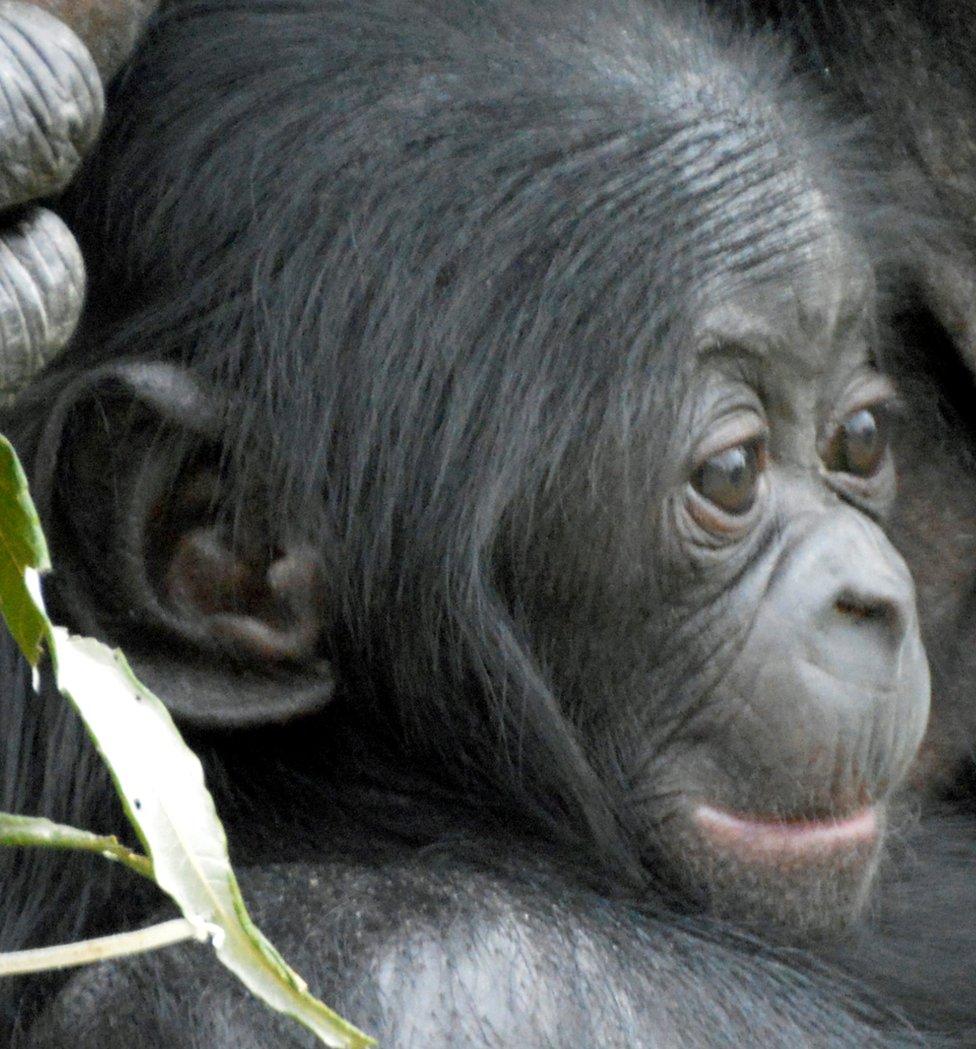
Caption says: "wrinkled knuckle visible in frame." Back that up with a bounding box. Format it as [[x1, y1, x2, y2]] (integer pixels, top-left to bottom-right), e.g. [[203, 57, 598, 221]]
[[0, 205, 85, 393], [0, 1, 104, 205]]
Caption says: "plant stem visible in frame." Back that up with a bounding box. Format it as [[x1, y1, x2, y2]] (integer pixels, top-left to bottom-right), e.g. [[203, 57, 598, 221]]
[[0, 918, 203, 976], [0, 813, 154, 880]]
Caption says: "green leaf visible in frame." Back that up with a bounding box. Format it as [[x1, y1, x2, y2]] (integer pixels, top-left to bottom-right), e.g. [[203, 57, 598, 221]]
[[0, 435, 372, 1048], [51, 628, 374, 1049], [0, 434, 51, 664]]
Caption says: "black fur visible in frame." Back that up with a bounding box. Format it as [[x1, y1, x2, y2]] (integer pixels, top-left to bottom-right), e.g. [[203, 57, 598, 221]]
[[3, 1, 976, 1045]]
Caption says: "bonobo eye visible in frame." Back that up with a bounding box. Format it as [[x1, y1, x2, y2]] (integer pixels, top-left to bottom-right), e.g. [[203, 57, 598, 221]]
[[692, 438, 764, 516], [824, 405, 889, 478]]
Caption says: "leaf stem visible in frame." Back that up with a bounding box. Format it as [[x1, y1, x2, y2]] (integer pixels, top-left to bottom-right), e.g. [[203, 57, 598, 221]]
[[0, 918, 203, 976], [0, 813, 154, 881]]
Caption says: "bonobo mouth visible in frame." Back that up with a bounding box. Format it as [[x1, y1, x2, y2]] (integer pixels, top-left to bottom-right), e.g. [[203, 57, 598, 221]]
[[692, 802, 880, 866], [663, 797, 887, 935]]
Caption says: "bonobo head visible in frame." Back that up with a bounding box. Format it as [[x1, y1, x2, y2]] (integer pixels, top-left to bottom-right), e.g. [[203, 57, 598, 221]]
[[515, 247, 930, 936], [9, 0, 929, 940]]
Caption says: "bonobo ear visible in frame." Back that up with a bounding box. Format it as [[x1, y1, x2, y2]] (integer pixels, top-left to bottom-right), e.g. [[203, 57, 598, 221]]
[[39, 361, 335, 729]]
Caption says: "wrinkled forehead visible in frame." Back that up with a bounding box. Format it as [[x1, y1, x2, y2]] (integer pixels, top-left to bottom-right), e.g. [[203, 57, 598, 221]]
[[653, 99, 853, 282], [635, 77, 875, 352], [693, 235, 875, 353]]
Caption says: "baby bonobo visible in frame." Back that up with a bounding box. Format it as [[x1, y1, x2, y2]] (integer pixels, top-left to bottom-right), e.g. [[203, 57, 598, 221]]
[[3, 1, 937, 1045], [517, 240, 928, 936]]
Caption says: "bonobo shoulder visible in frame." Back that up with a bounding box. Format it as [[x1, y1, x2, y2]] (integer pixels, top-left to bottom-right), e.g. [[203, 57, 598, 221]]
[[26, 859, 918, 1049], [25, 862, 670, 1049]]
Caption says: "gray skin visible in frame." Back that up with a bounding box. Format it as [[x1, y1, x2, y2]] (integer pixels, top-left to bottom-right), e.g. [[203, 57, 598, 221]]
[[509, 236, 929, 935], [0, 4, 100, 394], [717, 0, 976, 796], [0, 0, 157, 397]]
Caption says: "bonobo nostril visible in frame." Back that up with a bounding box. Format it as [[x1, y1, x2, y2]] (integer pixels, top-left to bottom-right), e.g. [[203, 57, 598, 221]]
[[834, 596, 891, 623], [832, 585, 906, 639]]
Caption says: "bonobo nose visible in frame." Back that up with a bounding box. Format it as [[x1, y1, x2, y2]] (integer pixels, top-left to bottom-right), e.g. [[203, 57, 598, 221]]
[[833, 579, 906, 638], [782, 511, 918, 686], [720, 508, 930, 818]]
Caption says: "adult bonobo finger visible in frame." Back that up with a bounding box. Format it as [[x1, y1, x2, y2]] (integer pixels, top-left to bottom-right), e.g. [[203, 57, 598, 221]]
[[0, 206, 84, 395], [0, 3, 103, 208]]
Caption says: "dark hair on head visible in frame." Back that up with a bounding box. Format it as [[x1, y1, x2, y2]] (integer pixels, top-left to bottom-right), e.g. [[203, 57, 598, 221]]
[[4, 0, 909, 887]]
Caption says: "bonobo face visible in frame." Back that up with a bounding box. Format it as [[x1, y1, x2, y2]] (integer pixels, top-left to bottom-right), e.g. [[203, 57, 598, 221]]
[[515, 245, 930, 937]]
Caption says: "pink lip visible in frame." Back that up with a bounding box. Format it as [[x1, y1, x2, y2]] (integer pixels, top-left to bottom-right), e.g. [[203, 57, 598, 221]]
[[692, 803, 879, 861]]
